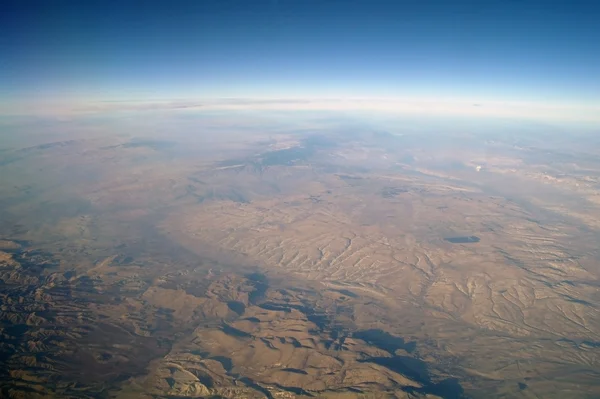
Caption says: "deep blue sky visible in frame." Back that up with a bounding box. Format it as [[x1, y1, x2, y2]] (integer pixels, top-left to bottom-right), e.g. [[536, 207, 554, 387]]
[[2, 0, 600, 108]]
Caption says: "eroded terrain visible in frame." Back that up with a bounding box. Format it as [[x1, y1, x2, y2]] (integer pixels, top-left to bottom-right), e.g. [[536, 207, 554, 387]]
[[1, 112, 600, 398]]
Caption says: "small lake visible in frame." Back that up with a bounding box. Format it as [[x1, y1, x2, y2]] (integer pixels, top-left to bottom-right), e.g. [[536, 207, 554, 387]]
[[444, 236, 480, 244]]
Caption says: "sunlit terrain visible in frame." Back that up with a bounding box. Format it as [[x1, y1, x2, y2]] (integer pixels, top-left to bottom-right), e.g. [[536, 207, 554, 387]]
[[1, 109, 599, 398]]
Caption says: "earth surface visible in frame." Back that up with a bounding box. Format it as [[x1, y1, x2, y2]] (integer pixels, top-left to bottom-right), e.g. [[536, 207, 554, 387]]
[[1, 110, 600, 398]]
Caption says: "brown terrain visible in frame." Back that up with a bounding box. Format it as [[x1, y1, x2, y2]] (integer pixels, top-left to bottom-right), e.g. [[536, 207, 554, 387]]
[[1, 112, 600, 398]]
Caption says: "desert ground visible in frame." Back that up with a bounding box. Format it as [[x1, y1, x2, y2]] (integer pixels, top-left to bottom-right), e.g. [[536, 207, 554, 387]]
[[1, 112, 600, 398]]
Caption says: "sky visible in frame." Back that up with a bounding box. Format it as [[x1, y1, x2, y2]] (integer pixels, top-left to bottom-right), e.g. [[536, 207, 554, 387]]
[[1, 0, 600, 122]]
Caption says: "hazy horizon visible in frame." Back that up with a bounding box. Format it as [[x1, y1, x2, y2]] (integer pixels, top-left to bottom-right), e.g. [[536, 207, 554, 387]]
[[2, 0, 600, 124]]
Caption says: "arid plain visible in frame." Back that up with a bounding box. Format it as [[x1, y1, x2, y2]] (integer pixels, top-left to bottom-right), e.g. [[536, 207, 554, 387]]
[[1, 111, 600, 398]]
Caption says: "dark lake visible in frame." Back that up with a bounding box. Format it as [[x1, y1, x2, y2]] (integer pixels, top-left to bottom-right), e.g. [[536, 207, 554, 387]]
[[444, 236, 480, 244]]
